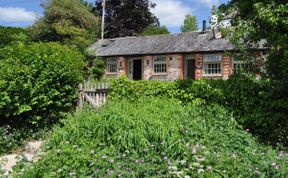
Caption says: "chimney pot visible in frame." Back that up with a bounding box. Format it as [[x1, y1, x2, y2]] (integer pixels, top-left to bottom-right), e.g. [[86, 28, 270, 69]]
[[202, 20, 207, 33]]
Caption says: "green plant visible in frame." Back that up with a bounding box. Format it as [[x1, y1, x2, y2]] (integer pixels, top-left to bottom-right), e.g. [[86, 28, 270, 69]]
[[0, 42, 84, 125], [109, 76, 178, 101], [109, 76, 288, 146], [91, 57, 105, 79], [12, 98, 288, 177]]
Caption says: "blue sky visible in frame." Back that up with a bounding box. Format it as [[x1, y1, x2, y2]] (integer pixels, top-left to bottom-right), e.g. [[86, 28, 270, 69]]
[[0, 0, 229, 33]]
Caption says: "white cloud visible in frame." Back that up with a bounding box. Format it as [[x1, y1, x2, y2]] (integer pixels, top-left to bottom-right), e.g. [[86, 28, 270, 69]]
[[197, 0, 220, 8], [151, 0, 193, 28], [0, 7, 37, 22]]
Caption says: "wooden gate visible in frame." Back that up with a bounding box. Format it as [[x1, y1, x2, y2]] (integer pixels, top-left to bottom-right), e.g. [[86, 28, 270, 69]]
[[78, 82, 109, 108]]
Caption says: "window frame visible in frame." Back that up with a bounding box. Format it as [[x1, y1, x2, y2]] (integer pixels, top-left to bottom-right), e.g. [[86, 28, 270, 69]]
[[153, 56, 167, 74], [106, 58, 118, 74], [232, 58, 249, 74], [203, 54, 222, 76]]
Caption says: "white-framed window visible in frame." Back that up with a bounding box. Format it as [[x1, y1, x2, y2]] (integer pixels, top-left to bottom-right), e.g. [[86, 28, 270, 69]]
[[107, 58, 117, 73], [153, 56, 167, 74], [203, 54, 222, 75]]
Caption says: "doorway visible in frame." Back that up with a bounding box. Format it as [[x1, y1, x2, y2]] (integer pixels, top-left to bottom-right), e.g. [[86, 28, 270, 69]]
[[186, 59, 195, 79], [133, 60, 142, 80]]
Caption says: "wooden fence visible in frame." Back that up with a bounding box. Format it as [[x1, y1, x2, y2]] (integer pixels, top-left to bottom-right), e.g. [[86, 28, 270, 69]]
[[78, 82, 109, 108]]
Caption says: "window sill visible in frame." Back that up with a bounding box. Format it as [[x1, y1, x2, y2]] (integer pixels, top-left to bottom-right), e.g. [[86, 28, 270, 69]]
[[106, 73, 118, 75], [153, 73, 168, 76], [202, 74, 222, 77]]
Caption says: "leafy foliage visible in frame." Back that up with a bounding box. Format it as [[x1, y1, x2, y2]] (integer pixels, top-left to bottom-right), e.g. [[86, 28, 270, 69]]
[[0, 43, 84, 125], [94, 0, 159, 38], [110, 76, 288, 146], [29, 0, 100, 53], [180, 15, 198, 32], [84, 56, 106, 80], [12, 98, 288, 177], [220, 0, 288, 82], [0, 26, 31, 48], [141, 25, 170, 36]]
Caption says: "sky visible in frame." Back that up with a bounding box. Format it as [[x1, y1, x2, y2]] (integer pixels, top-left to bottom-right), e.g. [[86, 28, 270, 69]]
[[0, 0, 229, 34]]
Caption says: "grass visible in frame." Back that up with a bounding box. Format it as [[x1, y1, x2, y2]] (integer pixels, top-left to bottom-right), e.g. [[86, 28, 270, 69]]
[[11, 98, 288, 177]]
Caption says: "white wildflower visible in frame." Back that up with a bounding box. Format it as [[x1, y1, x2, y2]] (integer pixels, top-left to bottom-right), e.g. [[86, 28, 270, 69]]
[[207, 166, 213, 171], [197, 169, 204, 174], [101, 155, 108, 159], [168, 166, 178, 170], [180, 160, 187, 165], [195, 156, 205, 161], [272, 162, 280, 170]]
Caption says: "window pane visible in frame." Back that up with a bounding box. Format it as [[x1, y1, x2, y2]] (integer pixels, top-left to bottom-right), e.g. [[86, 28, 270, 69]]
[[204, 62, 221, 75], [154, 56, 167, 73], [107, 58, 117, 73]]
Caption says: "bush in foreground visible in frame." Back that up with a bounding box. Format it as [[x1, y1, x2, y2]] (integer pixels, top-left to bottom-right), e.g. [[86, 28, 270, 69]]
[[0, 42, 84, 126], [13, 98, 288, 177]]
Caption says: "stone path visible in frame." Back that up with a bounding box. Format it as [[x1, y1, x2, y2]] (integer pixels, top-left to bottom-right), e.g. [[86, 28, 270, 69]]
[[0, 140, 44, 176]]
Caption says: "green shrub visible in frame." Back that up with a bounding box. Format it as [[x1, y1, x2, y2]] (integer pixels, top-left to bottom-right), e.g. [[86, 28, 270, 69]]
[[12, 98, 288, 177], [0, 42, 84, 125], [218, 75, 288, 146], [109, 76, 288, 146], [109, 76, 178, 101]]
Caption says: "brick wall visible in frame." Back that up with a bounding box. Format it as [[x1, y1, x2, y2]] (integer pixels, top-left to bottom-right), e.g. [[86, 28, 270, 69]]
[[148, 55, 182, 81], [222, 54, 232, 80], [195, 54, 203, 80], [118, 57, 127, 77], [143, 56, 153, 80], [104, 52, 235, 80]]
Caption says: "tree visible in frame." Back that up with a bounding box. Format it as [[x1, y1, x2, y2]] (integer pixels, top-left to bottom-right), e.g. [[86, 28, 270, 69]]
[[141, 25, 170, 36], [0, 26, 31, 48], [220, 0, 288, 81], [219, 0, 288, 145], [180, 15, 198, 32], [29, 0, 100, 53], [94, 0, 159, 38]]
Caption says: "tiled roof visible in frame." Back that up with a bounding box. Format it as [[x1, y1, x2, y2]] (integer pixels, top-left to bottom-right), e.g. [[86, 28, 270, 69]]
[[89, 31, 266, 57]]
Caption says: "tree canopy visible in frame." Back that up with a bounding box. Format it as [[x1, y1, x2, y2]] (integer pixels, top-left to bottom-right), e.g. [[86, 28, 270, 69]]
[[0, 26, 31, 48], [180, 15, 198, 32], [94, 0, 159, 38], [220, 0, 288, 81], [29, 0, 100, 53], [141, 25, 170, 36]]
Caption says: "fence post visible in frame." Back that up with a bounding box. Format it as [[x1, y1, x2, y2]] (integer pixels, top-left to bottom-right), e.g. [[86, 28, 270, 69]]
[[78, 83, 83, 109]]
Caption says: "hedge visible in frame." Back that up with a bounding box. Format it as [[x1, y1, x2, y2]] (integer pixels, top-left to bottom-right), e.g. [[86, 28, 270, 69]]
[[0, 42, 84, 125]]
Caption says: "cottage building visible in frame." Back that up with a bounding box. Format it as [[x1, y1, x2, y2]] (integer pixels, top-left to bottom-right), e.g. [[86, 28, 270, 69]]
[[90, 7, 267, 81], [90, 30, 267, 81]]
